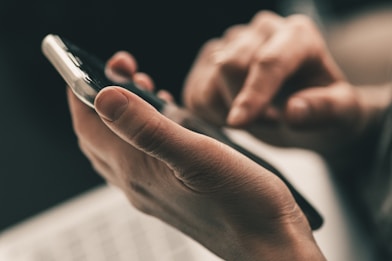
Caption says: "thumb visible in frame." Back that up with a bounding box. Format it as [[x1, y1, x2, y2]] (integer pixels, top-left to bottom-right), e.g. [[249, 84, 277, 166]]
[[93, 87, 288, 196], [94, 86, 215, 173], [285, 83, 361, 129]]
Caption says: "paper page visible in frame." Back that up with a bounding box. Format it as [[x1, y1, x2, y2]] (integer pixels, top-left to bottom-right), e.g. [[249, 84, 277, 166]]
[[0, 185, 222, 261]]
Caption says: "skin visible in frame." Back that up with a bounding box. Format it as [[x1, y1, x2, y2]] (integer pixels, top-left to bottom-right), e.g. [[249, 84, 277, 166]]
[[67, 52, 325, 260], [182, 11, 391, 158], [66, 11, 391, 261]]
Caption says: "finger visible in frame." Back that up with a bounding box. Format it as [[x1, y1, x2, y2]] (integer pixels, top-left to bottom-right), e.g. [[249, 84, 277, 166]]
[[182, 39, 231, 125], [218, 11, 284, 84], [105, 51, 138, 83], [94, 86, 242, 186], [216, 30, 266, 106], [249, 10, 285, 35], [94, 86, 284, 196], [219, 28, 264, 72], [227, 16, 323, 127], [68, 86, 152, 186], [94, 86, 198, 161], [105, 52, 156, 92], [156, 89, 174, 103], [284, 83, 361, 129], [133, 72, 155, 92], [217, 13, 283, 104]]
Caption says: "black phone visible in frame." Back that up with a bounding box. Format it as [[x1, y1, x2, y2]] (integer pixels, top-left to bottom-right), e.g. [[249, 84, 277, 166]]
[[41, 34, 323, 230]]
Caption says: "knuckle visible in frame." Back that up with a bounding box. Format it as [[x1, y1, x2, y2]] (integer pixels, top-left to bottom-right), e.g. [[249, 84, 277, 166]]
[[286, 14, 325, 53], [220, 52, 249, 72], [252, 10, 279, 22], [200, 38, 221, 56], [212, 49, 248, 73], [201, 37, 250, 70], [127, 115, 166, 156], [254, 51, 285, 73], [287, 14, 316, 32], [222, 24, 246, 39], [251, 10, 281, 27], [199, 39, 227, 65]]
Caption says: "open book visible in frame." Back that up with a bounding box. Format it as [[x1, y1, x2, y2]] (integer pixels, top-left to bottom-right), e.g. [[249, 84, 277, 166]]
[[0, 129, 376, 261]]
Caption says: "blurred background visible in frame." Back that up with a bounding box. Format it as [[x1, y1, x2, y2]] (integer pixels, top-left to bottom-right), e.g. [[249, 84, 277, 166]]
[[0, 0, 391, 232]]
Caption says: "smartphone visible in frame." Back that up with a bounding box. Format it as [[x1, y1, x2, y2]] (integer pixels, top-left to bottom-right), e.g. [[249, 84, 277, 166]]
[[41, 34, 323, 230]]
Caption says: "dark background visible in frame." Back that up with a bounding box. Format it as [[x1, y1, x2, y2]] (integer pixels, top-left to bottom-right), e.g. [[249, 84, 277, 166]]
[[0, 1, 279, 231], [0, 0, 388, 232]]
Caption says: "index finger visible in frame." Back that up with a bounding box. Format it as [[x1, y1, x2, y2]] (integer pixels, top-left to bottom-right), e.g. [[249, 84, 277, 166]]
[[227, 16, 324, 126]]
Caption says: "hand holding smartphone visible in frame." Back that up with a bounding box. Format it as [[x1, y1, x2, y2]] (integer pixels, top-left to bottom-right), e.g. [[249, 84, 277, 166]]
[[41, 34, 323, 230]]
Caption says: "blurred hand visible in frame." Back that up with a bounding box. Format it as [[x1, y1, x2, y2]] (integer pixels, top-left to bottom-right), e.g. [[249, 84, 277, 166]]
[[66, 51, 325, 260], [182, 11, 369, 155]]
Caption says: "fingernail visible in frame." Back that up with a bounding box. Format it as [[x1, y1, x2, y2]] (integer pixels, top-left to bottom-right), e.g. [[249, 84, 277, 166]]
[[288, 98, 310, 124], [227, 106, 248, 126], [95, 88, 129, 122]]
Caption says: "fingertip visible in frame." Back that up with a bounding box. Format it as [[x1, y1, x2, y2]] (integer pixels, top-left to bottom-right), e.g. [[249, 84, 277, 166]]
[[156, 89, 174, 103], [95, 87, 129, 122], [226, 106, 249, 126], [133, 72, 155, 92], [285, 97, 312, 126], [106, 51, 138, 82], [226, 92, 263, 126], [108, 51, 138, 70]]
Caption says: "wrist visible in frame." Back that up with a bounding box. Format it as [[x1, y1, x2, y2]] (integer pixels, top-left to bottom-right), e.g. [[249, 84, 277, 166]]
[[244, 222, 325, 261], [229, 208, 326, 261]]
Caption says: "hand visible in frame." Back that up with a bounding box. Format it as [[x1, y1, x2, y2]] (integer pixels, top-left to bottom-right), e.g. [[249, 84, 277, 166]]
[[182, 11, 372, 155], [67, 51, 325, 260]]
